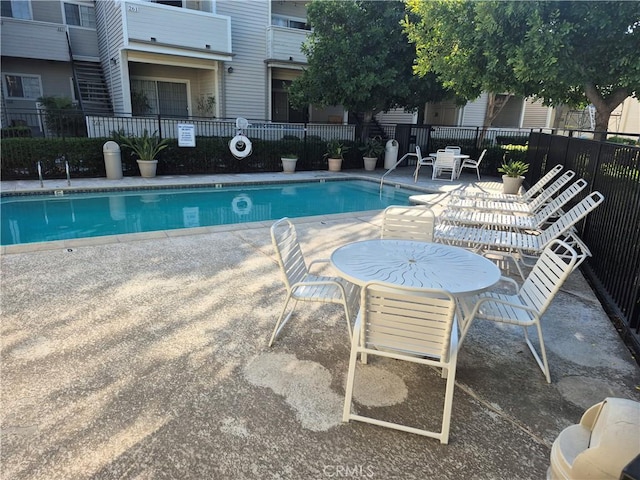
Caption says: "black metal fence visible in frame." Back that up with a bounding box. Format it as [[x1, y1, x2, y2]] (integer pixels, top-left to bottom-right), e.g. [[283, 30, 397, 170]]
[[526, 132, 640, 356], [1, 108, 545, 180]]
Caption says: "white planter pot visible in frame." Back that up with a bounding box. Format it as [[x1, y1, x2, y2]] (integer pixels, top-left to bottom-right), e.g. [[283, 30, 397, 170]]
[[502, 175, 524, 195], [328, 158, 342, 172], [281, 157, 297, 173], [137, 159, 158, 178], [363, 157, 378, 171]]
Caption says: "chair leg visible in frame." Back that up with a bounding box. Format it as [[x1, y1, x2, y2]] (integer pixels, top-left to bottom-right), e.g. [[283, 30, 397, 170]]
[[476, 168, 480, 181], [268, 295, 297, 347], [440, 364, 457, 444], [342, 326, 361, 422], [413, 164, 420, 183], [522, 324, 551, 383], [341, 302, 354, 341]]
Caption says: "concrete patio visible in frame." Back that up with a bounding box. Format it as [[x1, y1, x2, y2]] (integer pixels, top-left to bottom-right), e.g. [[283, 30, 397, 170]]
[[2, 167, 639, 479]]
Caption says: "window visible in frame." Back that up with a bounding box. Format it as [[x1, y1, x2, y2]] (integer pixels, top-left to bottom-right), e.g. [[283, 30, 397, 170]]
[[271, 15, 310, 31], [4, 74, 41, 99], [131, 79, 188, 117], [1, 0, 31, 19], [154, 0, 183, 7], [64, 2, 96, 28]]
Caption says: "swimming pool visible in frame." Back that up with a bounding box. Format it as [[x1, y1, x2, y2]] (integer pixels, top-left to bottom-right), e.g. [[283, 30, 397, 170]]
[[1, 180, 417, 246]]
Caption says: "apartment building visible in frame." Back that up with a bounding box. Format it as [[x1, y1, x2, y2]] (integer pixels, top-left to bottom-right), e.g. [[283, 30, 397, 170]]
[[1, 0, 577, 137]]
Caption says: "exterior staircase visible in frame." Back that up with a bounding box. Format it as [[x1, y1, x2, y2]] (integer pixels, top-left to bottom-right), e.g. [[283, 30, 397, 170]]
[[352, 112, 389, 141], [72, 60, 113, 115]]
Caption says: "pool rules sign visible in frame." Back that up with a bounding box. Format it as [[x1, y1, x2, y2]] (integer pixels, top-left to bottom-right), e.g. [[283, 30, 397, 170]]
[[177, 124, 196, 147]]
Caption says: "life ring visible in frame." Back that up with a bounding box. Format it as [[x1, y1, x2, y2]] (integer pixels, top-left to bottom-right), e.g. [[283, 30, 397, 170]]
[[229, 134, 252, 159], [232, 194, 253, 215]]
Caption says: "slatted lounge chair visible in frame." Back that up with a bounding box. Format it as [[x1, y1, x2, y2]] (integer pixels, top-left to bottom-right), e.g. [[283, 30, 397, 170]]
[[451, 164, 563, 201], [434, 192, 604, 278], [343, 282, 459, 444], [440, 179, 588, 231], [381, 205, 436, 242], [269, 218, 359, 346], [458, 239, 578, 383], [447, 170, 576, 214]]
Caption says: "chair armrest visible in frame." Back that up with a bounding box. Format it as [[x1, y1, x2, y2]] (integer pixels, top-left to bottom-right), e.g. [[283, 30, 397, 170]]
[[495, 275, 520, 294], [308, 258, 330, 270]]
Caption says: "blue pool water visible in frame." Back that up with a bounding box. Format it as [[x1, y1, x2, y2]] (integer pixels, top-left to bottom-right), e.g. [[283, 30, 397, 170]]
[[1, 180, 416, 246]]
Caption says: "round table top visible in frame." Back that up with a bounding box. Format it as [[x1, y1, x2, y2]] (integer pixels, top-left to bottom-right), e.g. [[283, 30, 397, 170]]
[[330, 239, 501, 296]]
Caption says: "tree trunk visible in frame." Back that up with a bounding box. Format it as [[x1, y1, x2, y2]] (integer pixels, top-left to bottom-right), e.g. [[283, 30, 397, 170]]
[[477, 93, 513, 146], [584, 84, 629, 141]]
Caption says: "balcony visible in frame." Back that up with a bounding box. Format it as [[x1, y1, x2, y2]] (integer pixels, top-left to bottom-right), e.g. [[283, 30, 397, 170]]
[[124, 1, 231, 60], [0, 17, 69, 62], [266, 25, 309, 64]]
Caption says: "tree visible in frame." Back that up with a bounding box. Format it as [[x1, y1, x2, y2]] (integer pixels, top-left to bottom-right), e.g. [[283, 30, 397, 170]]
[[288, 0, 450, 125], [404, 0, 640, 137]]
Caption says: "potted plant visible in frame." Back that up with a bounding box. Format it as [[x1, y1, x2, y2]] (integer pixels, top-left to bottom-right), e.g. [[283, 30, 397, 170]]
[[359, 137, 384, 171], [325, 140, 349, 172], [116, 129, 170, 178], [280, 153, 298, 173], [498, 159, 529, 195]]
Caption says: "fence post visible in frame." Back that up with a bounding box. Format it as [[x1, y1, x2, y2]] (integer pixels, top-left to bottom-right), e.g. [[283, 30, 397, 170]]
[[157, 114, 162, 139]]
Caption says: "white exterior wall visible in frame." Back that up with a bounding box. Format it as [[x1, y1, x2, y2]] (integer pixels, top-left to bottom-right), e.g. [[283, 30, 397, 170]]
[[611, 97, 640, 134], [522, 98, 552, 128], [460, 93, 488, 127], [95, 1, 126, 113], [216, 0, 270, 120]]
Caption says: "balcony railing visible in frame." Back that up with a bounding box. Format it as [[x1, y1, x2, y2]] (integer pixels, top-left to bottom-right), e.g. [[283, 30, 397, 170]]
[[124, 1, 231, 55], [0, 17, 69, 61], [266, 26, 308, 63]]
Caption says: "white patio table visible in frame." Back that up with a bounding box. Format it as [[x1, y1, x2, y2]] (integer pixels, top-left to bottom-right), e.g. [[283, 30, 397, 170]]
[[330, 239, 500, 296]]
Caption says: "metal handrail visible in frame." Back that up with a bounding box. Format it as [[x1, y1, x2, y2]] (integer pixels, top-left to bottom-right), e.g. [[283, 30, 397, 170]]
[[379, 152, 419, 192]]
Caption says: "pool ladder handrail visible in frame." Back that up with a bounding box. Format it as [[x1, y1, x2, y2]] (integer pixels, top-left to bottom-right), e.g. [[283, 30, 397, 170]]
[[379, 152, 418, 193], [37, 160, 44, 188], [65, 160, 71, 186], [37, 160, 71, 187]]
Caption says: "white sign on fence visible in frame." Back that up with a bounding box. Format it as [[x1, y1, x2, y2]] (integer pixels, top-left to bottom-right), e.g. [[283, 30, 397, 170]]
[[177, 123, 196, 147]]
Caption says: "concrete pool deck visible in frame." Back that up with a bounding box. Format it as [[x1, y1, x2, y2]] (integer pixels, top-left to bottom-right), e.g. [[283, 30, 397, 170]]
[[1, 167, 639, 479]]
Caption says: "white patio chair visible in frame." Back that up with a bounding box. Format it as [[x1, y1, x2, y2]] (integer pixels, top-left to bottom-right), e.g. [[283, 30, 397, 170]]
[[412, 146, 435, 182], [447, 170, 576, 214], [269, 218, 359, 346], [440, 179, 588, 231], [432, 150, 458, 181], [458, 149, 486, 180], [343, 282, 459, 444], [458, 239, 578, 383], [381, 205, 436, 242], [444, 145, 461, 155], [452, 164, 564, 201], [434, 191, 604, 278]]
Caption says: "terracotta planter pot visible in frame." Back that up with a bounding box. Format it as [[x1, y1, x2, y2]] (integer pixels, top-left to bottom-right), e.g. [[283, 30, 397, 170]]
[[137, 159, 158, 178], [502, 175, 524, 195], [328, 158, 342, 172]]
